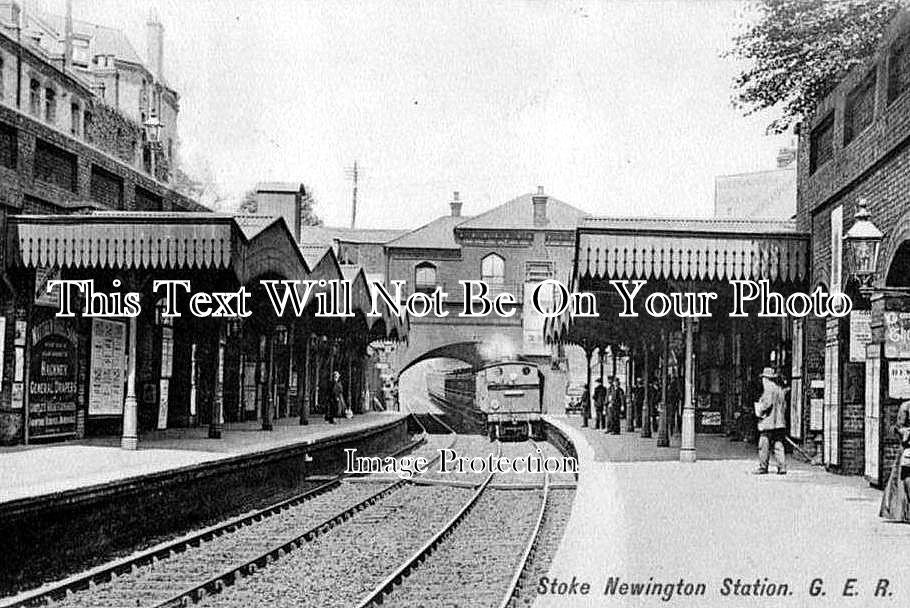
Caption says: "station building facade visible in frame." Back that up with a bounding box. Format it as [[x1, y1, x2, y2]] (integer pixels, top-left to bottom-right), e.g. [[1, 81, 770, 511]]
[[797, 8, 910, 485]]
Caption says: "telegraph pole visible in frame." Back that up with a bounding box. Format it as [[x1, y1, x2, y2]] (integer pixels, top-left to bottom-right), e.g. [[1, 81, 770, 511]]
[[345, 161, 359, 229]]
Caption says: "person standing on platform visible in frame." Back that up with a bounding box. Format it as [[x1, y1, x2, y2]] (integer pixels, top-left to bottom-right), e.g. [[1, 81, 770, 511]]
[[593, 379, 607, 430], [753, 367, 787, 474], [328, 370, 345, 424], [880, 399, 910, 522], [607, 376, 624, 434], [580, 384, 591, 427]]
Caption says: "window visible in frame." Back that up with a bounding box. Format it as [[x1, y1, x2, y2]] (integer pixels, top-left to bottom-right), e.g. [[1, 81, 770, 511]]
[[44, 87, 56, 123], [29, 79, 40, 115], [83, 110, 93, 142], [844, 70, 876, 145], [414, 262, 437, 292], [889, 35, 910, 104], [809, 112, 834, 174], [70, 103, 80, 137], [34, 139, 77, 192], [481, 253, 505, 284], [90, 165, 124, 209], [0, 122, 16, 169]]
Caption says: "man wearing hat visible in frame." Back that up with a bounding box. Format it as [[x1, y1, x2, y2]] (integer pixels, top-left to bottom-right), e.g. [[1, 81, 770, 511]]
[[754, 366, 787, 474]]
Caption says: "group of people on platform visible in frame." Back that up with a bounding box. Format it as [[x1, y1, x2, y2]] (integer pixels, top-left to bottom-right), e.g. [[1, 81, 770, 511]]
[[579, 375, 680, 435]]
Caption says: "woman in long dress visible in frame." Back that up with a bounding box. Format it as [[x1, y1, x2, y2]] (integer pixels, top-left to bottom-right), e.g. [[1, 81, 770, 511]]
[[880, 400, 910, 522]]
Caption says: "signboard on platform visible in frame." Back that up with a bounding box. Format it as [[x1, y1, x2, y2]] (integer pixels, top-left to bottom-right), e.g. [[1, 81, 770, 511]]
[[28, 319, 78, 439], [884, 312, 910, 359], [849, 310, 872, 362], [89, 319, 126, 416], [889, 361, 910, 399]]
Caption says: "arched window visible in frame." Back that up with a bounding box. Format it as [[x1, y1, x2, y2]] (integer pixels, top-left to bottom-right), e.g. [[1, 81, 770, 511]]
[[415, 262, 437, 291], [481, 253, 505, 284]]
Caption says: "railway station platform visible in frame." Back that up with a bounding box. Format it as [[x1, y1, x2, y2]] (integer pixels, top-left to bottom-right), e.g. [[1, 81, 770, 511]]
[[0, 413, 407, 506], [0, 412, 410, 595], [537, 415, 910, 607]]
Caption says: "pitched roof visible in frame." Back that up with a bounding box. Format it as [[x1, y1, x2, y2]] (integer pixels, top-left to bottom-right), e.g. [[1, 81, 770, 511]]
[[256, 182, 303, 193], [714, 167, 796, 220], [455, 192, 586, 231], [33, 9, 144, 66], [299, 244, 333, 268], [298, 225, 407, 246], [233, 214, 283, 240], [384, 215, 466, 250]]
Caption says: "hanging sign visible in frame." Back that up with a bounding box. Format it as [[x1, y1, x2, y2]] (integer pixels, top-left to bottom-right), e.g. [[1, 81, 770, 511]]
[[89, 319, 127, 416]]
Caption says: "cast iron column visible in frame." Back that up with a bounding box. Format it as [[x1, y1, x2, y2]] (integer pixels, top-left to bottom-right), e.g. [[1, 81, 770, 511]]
[[641, 340, 652, 438], [657, 326, 670, 447], [680, 318, 696, 462], [299, 333, 311, 425], [209, 323, 225, 438], [121, 315, 139, 450], [261, 333, 273, 431]]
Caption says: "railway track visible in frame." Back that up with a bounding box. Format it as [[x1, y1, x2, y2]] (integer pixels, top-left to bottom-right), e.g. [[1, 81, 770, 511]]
[[354, 438, 562, 608], [0, 430, 450, 608], [6, 395, 574, 608]]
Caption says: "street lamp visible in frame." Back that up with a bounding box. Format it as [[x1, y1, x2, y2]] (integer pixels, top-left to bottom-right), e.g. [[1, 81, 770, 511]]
[[143, 112, 162, 179], [843, 198, 884, 296]]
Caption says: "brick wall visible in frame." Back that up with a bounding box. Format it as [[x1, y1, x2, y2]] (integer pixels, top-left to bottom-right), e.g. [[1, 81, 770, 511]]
[[0, 103, 206, 213], [797, 9, 910, 476]]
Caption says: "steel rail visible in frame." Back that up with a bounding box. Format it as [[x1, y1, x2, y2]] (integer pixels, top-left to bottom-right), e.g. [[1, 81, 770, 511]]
[[1, 436, 427, 608], [497, 439, 552, 608], [149, 479, 409, 608], [352, 442, 502, 608]]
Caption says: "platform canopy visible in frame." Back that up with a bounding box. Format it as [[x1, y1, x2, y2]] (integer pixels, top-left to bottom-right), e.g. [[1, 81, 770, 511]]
[[8, 212, 408, 341], [547, 216, 810, 346], [576, 217, 809, 284]]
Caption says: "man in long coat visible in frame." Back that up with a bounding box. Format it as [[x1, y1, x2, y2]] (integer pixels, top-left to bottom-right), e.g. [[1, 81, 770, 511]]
[[754, 367, 787, 474]]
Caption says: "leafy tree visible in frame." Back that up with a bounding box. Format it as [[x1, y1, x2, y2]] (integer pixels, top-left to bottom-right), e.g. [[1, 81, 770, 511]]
[[728, 0, 902, 133]]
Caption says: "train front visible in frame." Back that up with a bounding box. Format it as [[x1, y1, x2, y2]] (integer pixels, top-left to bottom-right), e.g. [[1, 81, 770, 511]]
[[477, 362, 543, 441]]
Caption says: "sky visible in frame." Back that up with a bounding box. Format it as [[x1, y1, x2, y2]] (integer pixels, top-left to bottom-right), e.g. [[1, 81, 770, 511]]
[[46, 0, 793, 229]]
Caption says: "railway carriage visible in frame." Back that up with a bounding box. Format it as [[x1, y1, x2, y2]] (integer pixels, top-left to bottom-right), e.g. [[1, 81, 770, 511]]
[[475, 360, 544, 441]]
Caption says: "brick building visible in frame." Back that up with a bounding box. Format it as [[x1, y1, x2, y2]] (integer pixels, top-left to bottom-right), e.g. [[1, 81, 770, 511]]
[[0, 1, 177, 182], [797, 8, 910, 484]]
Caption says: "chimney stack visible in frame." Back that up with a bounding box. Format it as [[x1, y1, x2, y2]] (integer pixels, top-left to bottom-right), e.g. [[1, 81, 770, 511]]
[[450, 191, 462, 217], [532, 185, 548, 226], [146, 10, 164, 83]]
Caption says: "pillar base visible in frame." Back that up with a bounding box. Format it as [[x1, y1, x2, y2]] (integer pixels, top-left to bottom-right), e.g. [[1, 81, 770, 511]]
[[679, 448, 696, 463], [120, 436, 138, 450]]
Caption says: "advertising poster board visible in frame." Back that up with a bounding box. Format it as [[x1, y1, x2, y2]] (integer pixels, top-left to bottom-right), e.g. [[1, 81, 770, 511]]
[[89, 319, 127, 416]]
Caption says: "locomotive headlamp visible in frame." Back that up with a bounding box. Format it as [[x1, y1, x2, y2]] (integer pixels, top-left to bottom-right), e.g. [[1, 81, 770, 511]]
[[490, 399, 500, 411]]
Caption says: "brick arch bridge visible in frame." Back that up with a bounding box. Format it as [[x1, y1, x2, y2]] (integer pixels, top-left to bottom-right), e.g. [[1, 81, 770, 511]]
[[391, 316, 524, 375]]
